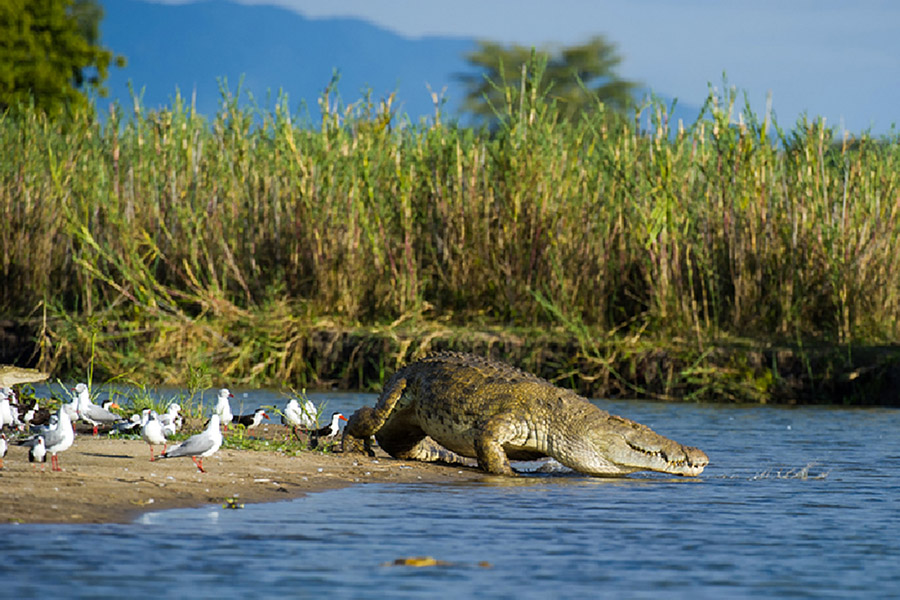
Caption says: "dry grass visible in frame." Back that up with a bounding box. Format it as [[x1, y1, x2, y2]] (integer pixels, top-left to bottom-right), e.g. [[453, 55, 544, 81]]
[[2, 70, 899, 390]]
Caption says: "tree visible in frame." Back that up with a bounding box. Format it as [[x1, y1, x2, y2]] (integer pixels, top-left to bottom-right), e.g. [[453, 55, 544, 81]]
[[458, 36, 637, 124], [0, 0, 124, 115]]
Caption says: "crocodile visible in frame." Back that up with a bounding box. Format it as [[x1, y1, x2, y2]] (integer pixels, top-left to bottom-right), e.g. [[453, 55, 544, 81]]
[[343, 352, 708, 477]]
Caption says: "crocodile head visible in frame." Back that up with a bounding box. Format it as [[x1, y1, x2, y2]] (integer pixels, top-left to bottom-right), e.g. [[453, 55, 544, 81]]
[[572, 414, 709, 477]]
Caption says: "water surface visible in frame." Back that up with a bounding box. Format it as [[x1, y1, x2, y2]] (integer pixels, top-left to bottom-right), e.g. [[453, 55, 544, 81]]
[[2, 395, 898, 599]]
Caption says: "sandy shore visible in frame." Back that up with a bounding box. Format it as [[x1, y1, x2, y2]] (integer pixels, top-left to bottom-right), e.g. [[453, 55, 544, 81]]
[[0, 425, 483, 524]]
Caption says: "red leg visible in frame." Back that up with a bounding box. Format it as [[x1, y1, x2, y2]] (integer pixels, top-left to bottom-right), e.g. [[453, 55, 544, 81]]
[[51, 454, 60, 471], [191, 456, 206, 473], [149, 445, 155, 462], [93, 425, 99, 436]]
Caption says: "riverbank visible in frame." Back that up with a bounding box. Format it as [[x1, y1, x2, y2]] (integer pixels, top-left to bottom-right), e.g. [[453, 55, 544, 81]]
[[0, 426, 483, 525], [6, 317, 900, 405]]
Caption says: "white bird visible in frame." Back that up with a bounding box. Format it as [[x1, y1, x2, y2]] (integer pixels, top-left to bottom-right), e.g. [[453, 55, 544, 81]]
[[141, 409, 168, 462], [74, 383, 123, 435], [158, 403, 183, 436], [112, 413, 143, 434], [0, 433, 7, 469], [20, 405, 74, 472], [159, 414, 223, 473], [0, 389, 15, 430], [281, 398, 316, 431], [2, 387, 24, 430], [214, 389, 234, 431], [29, 436, 46, 470], [232, 408, 269, 430], [62, 394, 79, 424]]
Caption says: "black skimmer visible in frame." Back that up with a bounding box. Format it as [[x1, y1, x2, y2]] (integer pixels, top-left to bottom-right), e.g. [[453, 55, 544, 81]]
[[159, 414, 223, 473], [21, 398, 51, 428], [305, 412, 348, 449], [232, 408, 269, 430], [112, 413, 143, 434], [141, 410, 168, 461]]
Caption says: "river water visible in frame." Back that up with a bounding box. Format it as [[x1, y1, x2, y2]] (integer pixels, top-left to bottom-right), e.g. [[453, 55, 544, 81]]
[[1, 392, 898, 599]]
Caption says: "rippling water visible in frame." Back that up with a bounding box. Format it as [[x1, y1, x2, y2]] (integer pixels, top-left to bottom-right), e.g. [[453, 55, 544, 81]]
[[2, 393, 898, 599]]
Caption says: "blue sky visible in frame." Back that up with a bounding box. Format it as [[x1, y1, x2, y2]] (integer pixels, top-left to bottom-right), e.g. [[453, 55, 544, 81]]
[[121, 1, 899, 134]]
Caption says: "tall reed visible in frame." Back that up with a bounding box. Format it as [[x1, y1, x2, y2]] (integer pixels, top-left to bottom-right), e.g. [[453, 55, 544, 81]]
[[2, 68, 898, 384]]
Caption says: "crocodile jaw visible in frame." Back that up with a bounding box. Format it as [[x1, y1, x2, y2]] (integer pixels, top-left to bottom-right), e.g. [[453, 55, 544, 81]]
[[572, 416, 709, 477]]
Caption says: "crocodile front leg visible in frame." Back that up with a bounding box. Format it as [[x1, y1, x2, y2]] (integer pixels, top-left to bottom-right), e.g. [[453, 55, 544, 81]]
[[473, 412, 525, 476]]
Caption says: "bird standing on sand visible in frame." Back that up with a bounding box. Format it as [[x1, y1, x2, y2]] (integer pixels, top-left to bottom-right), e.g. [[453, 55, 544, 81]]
[[158, 403, 183, 436], [214, 389, 234, 431], [232, 408, 269, 430], [0, 389, 16, 430], [74, 383, 123, 435], [20, 405, 74, 471], [305, 412, 348, 449], [281, 397, 316, 432], [29, 436, 46, 470], [0, 433, 7, 469], [141, 409, 168, 461], [159, 414, 223, 473]]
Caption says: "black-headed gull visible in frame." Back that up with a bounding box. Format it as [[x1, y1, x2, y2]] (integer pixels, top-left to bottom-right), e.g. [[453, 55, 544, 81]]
[[74, 383, 123, 435], [159, 414, 223, 473], [232, 408, 269, 430], [214, 389, 234, 431], [141, 409, 168, 461]]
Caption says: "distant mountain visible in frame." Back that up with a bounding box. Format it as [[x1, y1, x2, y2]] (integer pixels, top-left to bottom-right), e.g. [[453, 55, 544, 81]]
[[100, 0, 474, 121], [98, 0, 700, 126]]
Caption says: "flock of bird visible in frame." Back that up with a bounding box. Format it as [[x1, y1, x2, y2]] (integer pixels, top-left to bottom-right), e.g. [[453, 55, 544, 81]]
[[0, 374, 348, 475]]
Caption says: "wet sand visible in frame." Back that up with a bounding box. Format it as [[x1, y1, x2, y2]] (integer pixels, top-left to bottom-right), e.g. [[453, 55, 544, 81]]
[[0, 425, 483, 524]]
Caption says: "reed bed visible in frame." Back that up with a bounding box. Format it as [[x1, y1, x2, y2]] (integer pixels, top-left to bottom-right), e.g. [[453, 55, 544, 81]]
[[2, 74, 899, 392]]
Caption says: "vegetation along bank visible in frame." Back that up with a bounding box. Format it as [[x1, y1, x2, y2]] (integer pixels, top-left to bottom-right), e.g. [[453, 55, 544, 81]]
[[3, 68, 900, 404]]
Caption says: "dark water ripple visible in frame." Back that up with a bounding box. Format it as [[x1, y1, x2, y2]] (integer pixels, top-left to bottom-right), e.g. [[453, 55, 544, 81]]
[[1, 397, 898, 599]]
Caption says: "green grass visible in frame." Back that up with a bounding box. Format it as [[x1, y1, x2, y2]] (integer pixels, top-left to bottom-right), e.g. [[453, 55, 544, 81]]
[[3, 69, 899, 395]]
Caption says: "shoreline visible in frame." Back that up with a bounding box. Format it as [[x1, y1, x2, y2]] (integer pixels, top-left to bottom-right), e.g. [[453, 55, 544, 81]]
[[0, 428, 483, 525]]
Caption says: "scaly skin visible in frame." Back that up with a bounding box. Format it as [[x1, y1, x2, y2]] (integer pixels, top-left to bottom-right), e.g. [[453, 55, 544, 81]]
[[0, 365, 49, 388], [343, 352, 708, 477]]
